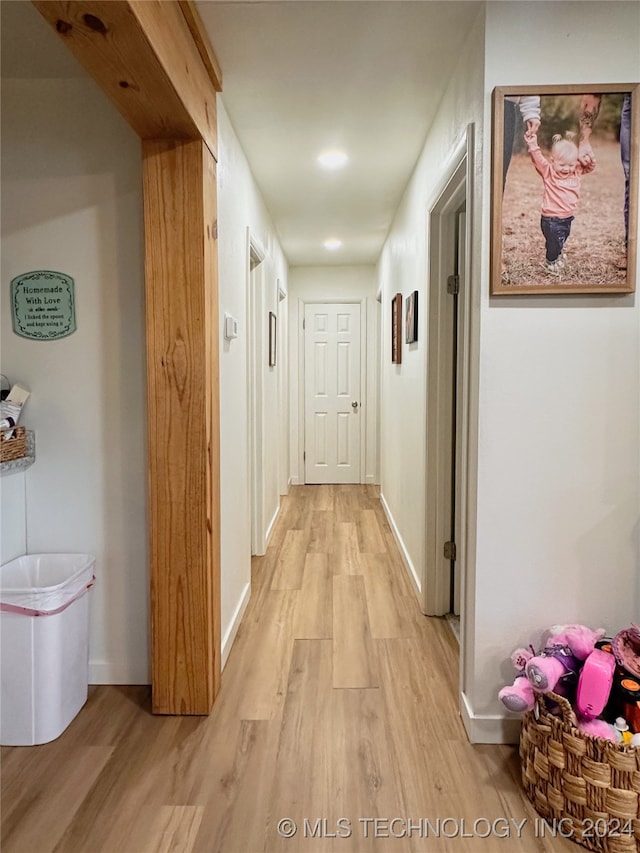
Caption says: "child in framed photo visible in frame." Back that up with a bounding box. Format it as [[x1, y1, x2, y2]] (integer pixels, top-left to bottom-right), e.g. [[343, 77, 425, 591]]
[[524, 129, 595, 274]]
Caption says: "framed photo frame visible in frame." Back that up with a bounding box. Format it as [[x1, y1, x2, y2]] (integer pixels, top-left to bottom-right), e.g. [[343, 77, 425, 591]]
[[391, 293, 402, 364], [491, 84, 638, 295], [268, 311, 277, 367], [405, 290, 418, 343]]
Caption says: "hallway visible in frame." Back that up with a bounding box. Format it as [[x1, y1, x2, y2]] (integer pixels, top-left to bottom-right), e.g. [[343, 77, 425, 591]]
[[1, 486, 574, 852]]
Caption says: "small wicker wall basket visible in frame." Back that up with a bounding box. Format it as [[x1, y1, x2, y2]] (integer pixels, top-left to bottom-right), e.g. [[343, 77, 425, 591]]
[[0, 426, 27, 463], [520, 691, 640, 852]]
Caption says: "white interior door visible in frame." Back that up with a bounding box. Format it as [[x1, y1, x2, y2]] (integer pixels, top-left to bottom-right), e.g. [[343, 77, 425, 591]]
[[304, 303, 361, 484]]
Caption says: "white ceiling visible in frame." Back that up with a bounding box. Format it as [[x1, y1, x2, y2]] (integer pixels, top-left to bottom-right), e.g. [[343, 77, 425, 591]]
[[197, 1, 481, 266], [2, 0, 482, 268]]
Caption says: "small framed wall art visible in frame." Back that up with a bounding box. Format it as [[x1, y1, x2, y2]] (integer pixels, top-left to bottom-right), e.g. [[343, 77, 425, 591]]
[[268, 311, 277, 367], [405, 290, 418, 343], [391, 293, 402, 364]]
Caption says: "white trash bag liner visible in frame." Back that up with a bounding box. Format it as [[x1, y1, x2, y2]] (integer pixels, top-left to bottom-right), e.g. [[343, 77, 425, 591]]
[[0, 553, 95, 616]]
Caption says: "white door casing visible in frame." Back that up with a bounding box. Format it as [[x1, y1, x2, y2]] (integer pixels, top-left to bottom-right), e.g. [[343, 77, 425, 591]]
[[304, 302, 362, 484], [452, 208, 466, 617], [247, 232, 266, 556], [423, 124, 478, 732], [424, 160, 465, 618]]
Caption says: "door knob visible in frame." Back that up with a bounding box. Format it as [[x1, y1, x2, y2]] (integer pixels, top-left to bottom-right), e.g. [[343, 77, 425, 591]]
[[351, 401, 359, 409]]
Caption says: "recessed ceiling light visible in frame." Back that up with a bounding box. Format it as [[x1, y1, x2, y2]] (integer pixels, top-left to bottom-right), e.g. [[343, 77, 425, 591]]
[[323, 239, 342, 251], [317, 149, 348, 170]]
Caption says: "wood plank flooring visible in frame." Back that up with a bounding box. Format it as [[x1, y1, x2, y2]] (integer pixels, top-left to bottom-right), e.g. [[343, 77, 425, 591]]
[[1, 485, 575, 852]]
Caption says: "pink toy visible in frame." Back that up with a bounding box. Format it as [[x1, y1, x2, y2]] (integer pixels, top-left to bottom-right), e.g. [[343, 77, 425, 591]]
[[575, 648, 616, 720], [499, 625, 606, 714], [612, 623, 640, 678], [525, 624, 606, 693], [499, 647, 536, 713], [499, 675, 536, 713], [577, 717, 619, 743]]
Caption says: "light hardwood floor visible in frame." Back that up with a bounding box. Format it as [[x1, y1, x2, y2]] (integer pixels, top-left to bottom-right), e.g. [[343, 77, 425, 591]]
[[1, 485, 575, 852]]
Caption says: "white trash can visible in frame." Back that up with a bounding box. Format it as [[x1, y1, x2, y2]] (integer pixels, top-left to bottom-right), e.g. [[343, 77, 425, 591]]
[[0, 553, 95, 746]]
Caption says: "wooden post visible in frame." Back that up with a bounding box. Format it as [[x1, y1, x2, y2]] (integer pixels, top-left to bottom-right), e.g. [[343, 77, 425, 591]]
[[143, 138, 220, 713]]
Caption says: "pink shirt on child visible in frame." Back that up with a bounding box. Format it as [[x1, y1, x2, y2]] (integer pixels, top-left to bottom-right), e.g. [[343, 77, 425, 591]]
[[527, 143, 586, 219]]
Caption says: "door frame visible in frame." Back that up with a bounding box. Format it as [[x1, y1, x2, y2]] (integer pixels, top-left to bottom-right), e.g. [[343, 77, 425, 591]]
[[297, 298, 367, 484], [423, 125, 475, 627], [247, 230, 267, 555], [277, 280, 290, 498]]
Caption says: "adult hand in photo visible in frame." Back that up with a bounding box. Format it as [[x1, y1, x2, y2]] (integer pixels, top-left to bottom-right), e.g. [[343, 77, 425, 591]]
[[577, 94, 601, 168], [578, 139, 597, 169]]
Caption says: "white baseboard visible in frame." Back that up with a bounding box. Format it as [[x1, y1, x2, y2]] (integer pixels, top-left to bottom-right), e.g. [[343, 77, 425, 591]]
[[89, 582, 253, 684], [460, 691, 521, 744], [289, 475, 299, 486], [89, 661, 149, 685], [379, 491, 421, 596], [265, 502, 280, 548], [222, 581, 251, 669], [365, 473, 376, 485]]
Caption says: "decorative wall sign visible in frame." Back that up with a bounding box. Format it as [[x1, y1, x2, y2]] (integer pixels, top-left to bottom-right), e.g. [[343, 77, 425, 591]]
[[11, 270, 76, 340]]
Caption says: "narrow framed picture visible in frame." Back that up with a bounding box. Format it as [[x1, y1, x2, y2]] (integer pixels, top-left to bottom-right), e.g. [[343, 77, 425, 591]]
[[391, 293, 402, 364], [268, 311, 277, 367], [491, 83, 638, 295], [405, 290, 418, 343]]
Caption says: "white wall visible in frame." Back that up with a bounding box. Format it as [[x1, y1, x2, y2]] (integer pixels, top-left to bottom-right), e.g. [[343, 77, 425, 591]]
[[1, 476, 26, 564], [1, 78, 149, 684], [469, 0, 640, 739], [377, 11, 485, 596], [217, 100, 289, 659], [288, 265, 380, 485]]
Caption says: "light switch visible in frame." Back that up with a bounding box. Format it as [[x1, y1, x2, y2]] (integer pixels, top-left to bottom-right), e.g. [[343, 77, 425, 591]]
[[224, 313, 238, 340]]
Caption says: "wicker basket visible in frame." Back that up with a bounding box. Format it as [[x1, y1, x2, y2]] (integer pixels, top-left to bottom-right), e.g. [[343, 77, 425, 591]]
[[0, 426, 26, 462], [520, 691, 640, 852]]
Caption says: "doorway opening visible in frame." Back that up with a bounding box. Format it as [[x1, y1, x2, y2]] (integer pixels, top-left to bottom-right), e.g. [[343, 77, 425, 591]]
[[424, 126, 474, 668]]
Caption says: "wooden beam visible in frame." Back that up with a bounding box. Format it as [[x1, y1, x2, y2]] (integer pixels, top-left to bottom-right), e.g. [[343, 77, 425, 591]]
[[129, 0, 218, 155], [178, 0, 223, 93], [32, 0, 219, 158], [143, 138, 220, 714]]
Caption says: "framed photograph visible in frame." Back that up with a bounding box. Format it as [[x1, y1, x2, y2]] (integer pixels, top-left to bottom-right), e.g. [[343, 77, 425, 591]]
[[405, 290, 418, 343], [268, 311, 277, 367], [391, 293, 402, 364], [491, 84, 638, 295]]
